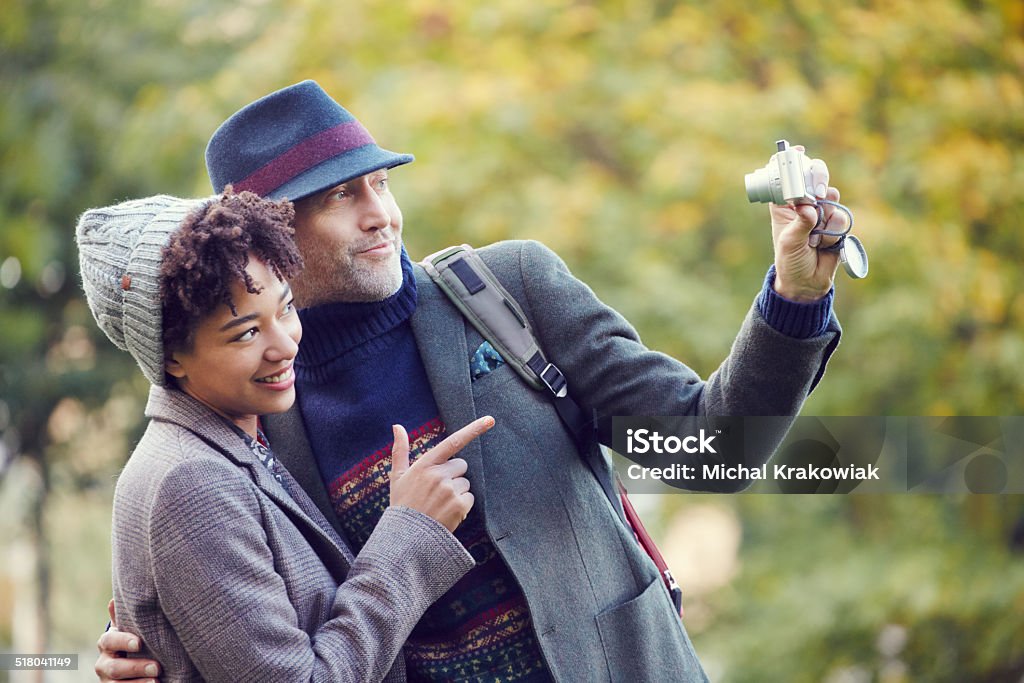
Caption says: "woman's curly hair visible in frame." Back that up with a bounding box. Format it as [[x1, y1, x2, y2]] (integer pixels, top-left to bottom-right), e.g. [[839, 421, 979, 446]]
[[160, 188, 303, 354]]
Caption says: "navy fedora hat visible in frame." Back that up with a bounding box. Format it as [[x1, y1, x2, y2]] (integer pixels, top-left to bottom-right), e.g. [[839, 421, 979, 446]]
[[205, 80, 414, 202]]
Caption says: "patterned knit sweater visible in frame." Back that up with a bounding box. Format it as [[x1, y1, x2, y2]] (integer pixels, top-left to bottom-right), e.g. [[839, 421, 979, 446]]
[[294, 252, 553, 683]]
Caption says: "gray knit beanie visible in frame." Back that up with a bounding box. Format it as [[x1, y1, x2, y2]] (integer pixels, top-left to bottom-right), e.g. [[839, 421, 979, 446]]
[[75, 195, 210, 385]]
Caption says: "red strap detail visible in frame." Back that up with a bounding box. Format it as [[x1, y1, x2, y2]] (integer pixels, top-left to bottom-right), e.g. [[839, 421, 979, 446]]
[[618, 481, 684, 617]]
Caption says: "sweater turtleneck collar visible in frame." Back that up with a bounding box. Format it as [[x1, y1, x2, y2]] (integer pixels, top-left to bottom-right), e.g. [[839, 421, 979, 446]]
[[295, 246, 418, 371]]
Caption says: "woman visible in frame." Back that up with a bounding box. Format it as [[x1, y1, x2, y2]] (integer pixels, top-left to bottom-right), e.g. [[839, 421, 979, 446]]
[[76, 190, 491, 682]]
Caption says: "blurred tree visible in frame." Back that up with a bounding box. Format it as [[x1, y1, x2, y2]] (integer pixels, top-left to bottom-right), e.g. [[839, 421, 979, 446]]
[[679, 494, 1024, 682], [0, 0, 270, 654]]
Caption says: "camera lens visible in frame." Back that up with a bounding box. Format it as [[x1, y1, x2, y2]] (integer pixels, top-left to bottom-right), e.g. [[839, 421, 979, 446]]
[[745, 169, 777, 204]]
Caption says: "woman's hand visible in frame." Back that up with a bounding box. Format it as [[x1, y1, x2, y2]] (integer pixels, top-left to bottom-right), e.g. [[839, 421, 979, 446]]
[[389, 416, 495, 532]]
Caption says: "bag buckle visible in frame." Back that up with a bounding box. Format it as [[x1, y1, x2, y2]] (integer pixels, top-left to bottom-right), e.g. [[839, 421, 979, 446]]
[[539, 363, 568, 398]]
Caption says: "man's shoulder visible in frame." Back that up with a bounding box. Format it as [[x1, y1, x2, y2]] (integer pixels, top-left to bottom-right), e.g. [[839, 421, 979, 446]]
[[428, 240, 564, 295], [414, 240, 562, 301], [474, 239, 560, 270], [415, 239, 562, 273]]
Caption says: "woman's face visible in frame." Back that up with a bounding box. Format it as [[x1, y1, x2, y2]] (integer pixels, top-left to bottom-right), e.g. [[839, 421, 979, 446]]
[[166, 258, 301, 436]]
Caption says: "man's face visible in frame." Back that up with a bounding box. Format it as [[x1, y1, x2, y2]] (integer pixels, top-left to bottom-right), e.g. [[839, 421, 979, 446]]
[[289, 169, 404, 307]]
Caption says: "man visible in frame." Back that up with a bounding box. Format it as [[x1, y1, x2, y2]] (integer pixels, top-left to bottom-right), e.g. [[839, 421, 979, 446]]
[[97, 80, 844, 682]]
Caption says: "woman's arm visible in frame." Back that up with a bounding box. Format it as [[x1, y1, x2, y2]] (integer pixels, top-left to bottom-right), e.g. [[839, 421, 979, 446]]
[[114, 416, 492, 682], [138, 459, 473, 683]]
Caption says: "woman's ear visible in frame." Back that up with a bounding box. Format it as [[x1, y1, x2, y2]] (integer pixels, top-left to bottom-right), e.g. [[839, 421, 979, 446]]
[[165, 353, 187, 379]]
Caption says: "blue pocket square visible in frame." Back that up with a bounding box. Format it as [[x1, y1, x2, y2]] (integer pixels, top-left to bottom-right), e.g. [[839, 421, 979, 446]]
[[471, 341, 505, 380]]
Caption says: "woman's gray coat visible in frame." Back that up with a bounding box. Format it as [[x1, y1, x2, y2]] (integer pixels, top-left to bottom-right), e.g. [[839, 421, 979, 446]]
[[112, 386, 475, 682]]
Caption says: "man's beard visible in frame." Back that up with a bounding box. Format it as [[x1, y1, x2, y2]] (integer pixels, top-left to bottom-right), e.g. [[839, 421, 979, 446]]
[[291, 245, 404, 307]]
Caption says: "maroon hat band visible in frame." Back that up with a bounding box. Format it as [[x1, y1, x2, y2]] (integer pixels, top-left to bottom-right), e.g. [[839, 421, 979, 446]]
[[233, 120, 375, 197]]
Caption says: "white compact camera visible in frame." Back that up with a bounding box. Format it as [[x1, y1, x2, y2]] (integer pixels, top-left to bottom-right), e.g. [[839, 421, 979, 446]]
[[745, 139, 816, 205], [744, 139, 869, 279]]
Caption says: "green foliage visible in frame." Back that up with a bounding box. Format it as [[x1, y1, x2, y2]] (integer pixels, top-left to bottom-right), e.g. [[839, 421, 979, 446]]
[[1, 0, 1021, 677], [679, 494, 1024, 682]]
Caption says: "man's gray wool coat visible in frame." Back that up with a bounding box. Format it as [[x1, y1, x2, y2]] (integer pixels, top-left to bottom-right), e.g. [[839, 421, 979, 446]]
[[264, 240, 842, 682]]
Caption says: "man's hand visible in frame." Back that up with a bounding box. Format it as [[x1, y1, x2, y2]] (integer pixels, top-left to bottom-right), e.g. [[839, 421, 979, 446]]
[[95, 599, 161, 682], [769, 149, 847, 302], [389, 416, 494, 532]]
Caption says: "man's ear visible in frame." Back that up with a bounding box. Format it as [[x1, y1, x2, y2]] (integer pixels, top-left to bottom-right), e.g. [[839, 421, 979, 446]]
[[165, 353, 187, 379]]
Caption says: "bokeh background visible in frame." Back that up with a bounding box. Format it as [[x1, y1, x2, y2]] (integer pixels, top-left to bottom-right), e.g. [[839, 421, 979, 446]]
[[1, 1, 1022, 681]]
